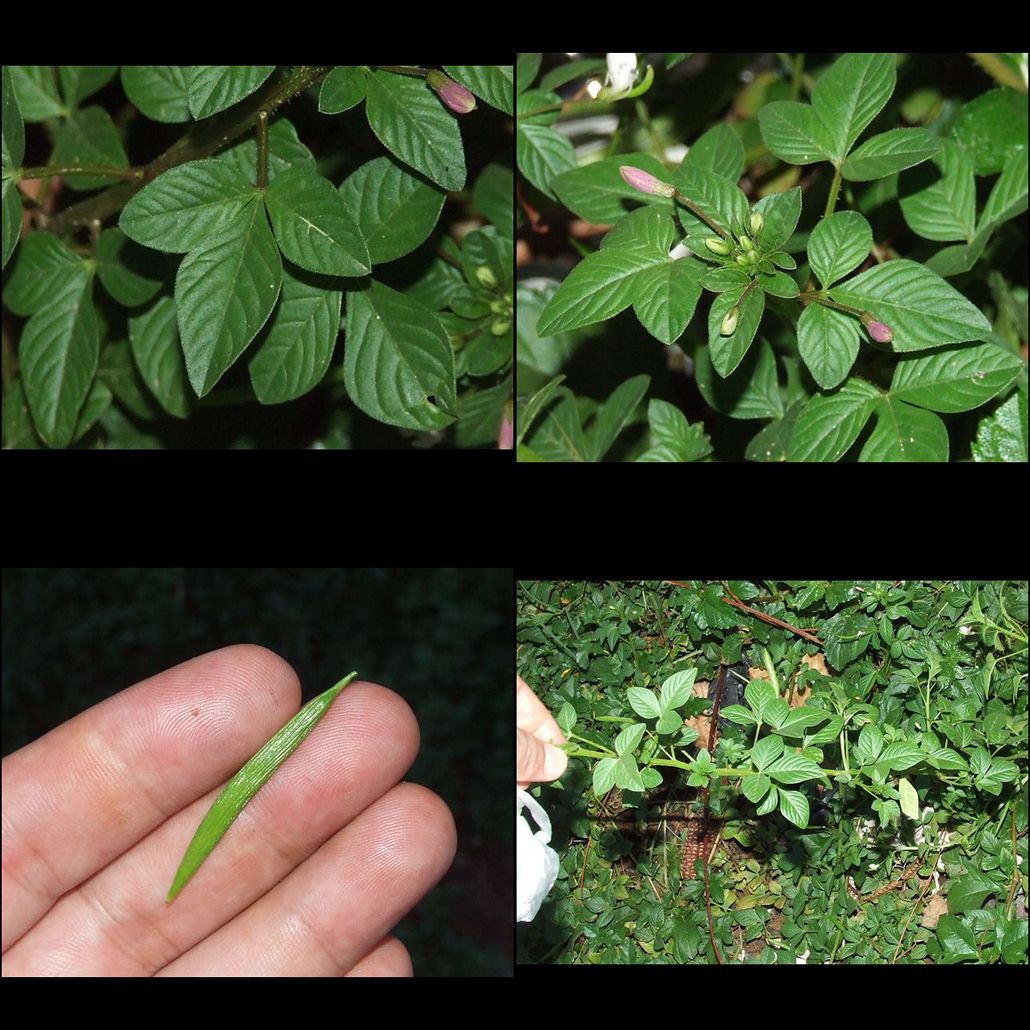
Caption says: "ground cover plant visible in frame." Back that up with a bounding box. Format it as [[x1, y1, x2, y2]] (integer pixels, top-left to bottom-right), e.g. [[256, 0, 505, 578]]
[[2, 65, 513, 448], [517, 580, 1028, 963], [516, 53, 1028, 461]]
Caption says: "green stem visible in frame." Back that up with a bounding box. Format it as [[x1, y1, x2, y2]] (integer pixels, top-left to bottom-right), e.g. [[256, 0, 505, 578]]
[[789, 53, 805, 101], [374, 65, 426, 78], [19, 164, 143, 182], [46, 66, 332, 238], [672, 189, 728, 238], [824, 165, 843, 218], [255, 110, 269, 191], [798, 291, 865, 318]]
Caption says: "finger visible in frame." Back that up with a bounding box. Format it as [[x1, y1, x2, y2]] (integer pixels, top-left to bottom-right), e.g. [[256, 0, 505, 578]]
[[516, 727, 568, 785], [346, 935, 413, 977], [516, 676, 565, 745]]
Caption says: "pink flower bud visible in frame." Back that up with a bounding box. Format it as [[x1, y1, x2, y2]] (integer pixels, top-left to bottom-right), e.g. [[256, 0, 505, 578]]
[[426, 70, 476, 114], [619, 165, 676, 198], [861, 312, 894, 343]]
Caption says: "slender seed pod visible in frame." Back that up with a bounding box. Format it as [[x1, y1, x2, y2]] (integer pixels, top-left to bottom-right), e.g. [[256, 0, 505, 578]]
[[166, 672, 358, 903]]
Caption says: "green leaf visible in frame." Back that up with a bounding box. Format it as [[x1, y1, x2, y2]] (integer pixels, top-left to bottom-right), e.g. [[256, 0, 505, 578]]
[[680, 122, 745, 181], [264, 166, 370, 277], [899, 141, 977, 242], [615, 751, 645, 792], [523, 386, 592, 461], [4, 380, 41, 448], [797, 303, 860, 390], [593, 757, 618, 797], [120, 158, 258, 253], [632, 259, 703, 344], [167, 673, 357, 903], [58, 66, 117, 109], [473, 163, 514, 230], [788, 378, 881, 462], [890, 341, 1024, 413], [721, 704, 756, 727], [742, 773, 771, 804], [758, 101, 832, 165], [752, 188, 802, 251], [807, 210, 872, 287], [757, 785, 779, 816], [187, 66, 275, 120], [537, 207, 679, 335], [672, 165, 749, 234], [972, 391, 1028, 463], [586, 373, 650, 460], [811, 52, 896, 162], [516, 374, 565, 449], [745, 399, 805, 462], [8, 66, 65, 121], [946, 871, 996, 915], [444, 65, 513, 116], [829, 260, 991, 351], [708, 284, 765, 377], [950, 87, 1028, 175], [700, 266, 751, 292], [881, 743, 925, 771], [20, 271, 99, 448], [2, 178, 23, 271], [694, 337, 783, 420], [660, 669, 697, 711], [775, 707, 831, 737], [978, 145, 1028, 229], [627, 686, 663, 720], [552, 153, 674, 223], [459, 225, 512, 292], [935, 915, 980, 962], [842, 128, 943, 181], [615, 722, 646, 755], [343, 279, 456, 431], [121, 66, 191, 123], [318, 66, 368, 114], [53, 106, 129, 190], [2, 65, 25, 171], [175, 203, 283, 397], [751, 735, 784, 770], [516, 122, 576, 200], [94, 228, 165, 307], [4, 230, 84, 315], [744, 679, 776, 723], [635, 400, 713, 461], [517, 53, 541, 95], [128, 296, 192, 419], [365, 71, 466, 192], [777, 789, 809, 829], [759, 270, 799, 299], [249, 267, 342, 404]]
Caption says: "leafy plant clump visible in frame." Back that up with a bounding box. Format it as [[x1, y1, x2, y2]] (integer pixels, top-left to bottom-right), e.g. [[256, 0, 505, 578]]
[[517, 580, 1027, 964], [516, 53, 1028, 462], [2, 65, 513, 448]]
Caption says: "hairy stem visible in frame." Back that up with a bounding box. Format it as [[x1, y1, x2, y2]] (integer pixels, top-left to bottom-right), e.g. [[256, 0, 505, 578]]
[[19, 164, 143, 182]]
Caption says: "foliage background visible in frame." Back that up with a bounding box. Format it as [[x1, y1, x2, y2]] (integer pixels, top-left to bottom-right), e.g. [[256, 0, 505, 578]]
[[2, 567, 512, 976]]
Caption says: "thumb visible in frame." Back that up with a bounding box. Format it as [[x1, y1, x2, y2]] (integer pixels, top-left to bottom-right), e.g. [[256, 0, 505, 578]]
[[516, 728, 568, 784]]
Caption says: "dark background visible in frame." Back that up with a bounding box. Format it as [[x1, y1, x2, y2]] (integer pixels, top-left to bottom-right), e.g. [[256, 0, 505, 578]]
[[2, 566, 513, 976]]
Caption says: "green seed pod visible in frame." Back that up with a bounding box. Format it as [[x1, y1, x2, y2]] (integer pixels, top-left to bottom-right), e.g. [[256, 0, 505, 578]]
[[735, 254, 749, 266], [475, 265, 498, 289], [705, 237, 732, 256], [720, 307, 740, 336], [738, 235, 754, 252], [750, 211, 764, 236]]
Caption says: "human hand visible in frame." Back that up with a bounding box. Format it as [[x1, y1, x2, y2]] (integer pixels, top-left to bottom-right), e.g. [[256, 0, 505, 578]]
[[516, 675, 567, 788], [1, 645, 456, 976]]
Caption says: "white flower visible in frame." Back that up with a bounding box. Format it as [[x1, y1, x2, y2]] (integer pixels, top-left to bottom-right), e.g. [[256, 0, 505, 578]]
[[605, 53, 638, 94], [586, 78, 603, 99]]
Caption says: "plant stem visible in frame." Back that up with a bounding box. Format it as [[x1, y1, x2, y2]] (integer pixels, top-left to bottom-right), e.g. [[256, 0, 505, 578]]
[[824, 165, 843, 218], [19, 164, 143, 182], [672, 190, 728, 238], [374, 65, 427, 78], [255, 111, 269, 190]]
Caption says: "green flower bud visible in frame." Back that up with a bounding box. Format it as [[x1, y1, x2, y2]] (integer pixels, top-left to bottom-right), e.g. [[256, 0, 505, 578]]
[[736, 254, 749, 266], [738, 235, 754, 252], [491, 319, 511, 336], [475, 265, 497, 289], [705, 237, 732, 256], [746, 249, 760, 264], [489, 298, 508, 314], [750, 211, 764, 236], [720, 307, 740, 336]]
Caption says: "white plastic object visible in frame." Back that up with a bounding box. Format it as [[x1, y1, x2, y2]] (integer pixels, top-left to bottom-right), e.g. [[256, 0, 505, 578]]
[[516, 788, 559, 922]]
